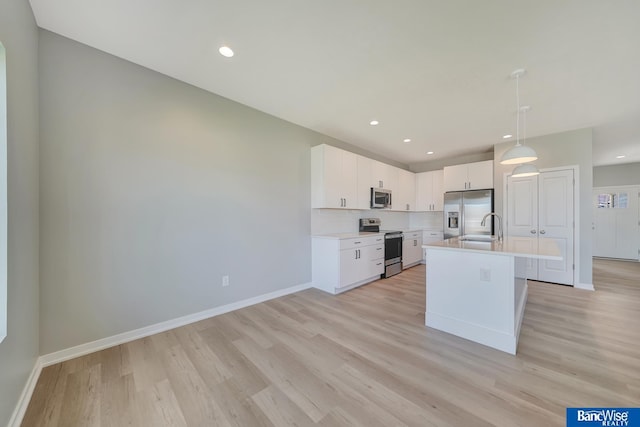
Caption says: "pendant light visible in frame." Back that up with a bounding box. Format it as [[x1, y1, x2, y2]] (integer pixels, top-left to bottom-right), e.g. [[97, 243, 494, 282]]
[[500, 69, 538, 165], [511, 105, 540, 177]]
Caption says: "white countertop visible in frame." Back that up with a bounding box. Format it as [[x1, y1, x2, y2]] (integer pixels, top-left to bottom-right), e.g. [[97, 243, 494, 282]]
[[312, 227, 443, 240], [423, 236, 562, 260], [312, 231, 383, 240]]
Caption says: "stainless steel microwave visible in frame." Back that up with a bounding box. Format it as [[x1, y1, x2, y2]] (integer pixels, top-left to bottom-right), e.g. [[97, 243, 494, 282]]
[[371, 187, 392, 209]]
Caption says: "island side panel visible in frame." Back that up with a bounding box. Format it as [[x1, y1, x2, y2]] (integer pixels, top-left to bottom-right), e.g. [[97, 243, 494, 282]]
[[425, 247, 518, 354]]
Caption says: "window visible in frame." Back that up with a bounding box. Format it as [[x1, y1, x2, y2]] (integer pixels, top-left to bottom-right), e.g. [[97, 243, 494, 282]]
[[596, 192, 629, 209], [0, 42, 6, 343]]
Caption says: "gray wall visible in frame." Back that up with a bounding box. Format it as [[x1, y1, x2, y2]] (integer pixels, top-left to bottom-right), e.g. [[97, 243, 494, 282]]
[[594, 162, 640, 187], [494, 128, 593, 286], [0, 0, 40, 425], [39, 30, 361, 354]]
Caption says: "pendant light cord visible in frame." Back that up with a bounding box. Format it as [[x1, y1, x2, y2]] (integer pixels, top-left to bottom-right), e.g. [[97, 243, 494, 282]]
[[523, 105, 527, 145], [516, 74, 521, 147]]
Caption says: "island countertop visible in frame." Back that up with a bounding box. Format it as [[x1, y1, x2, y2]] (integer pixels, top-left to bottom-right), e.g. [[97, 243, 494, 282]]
[[423, 236, 562, 260]]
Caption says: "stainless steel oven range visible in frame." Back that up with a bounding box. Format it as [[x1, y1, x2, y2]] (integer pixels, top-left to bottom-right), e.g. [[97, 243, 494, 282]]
[[359, 218, 403, 278]]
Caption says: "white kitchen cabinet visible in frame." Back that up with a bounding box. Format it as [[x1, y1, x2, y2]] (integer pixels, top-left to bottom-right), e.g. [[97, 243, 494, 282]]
[[415, 170, 444, 211], [311, 144, 358, 209], [422, 230, 444, 264], [356, 155, 373, 209], [371, 160, 398, 191], [443, 160, 493, 192], [402, 231, 423, 268], [394, 169, 416, 211], [312, 235, 384, 294]]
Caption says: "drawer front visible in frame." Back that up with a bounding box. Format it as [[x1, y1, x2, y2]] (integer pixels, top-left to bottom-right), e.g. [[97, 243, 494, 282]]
[[423, 231, 444, 242], [370, 244, 384, 260], [404, 231, 421, 239], [340, 235, 383, 250], [370, 259, 384, 276]]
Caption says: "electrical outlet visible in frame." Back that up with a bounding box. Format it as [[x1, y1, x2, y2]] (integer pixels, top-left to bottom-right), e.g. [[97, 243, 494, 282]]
[[222, 275, 230, 287], [480, 268, 491, 282]]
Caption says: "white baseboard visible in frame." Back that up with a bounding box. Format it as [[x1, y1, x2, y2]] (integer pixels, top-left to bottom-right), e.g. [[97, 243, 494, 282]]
[[7, 356, 43, 427], [574, 282, 595, 291], [426, 311, 518, 355], [40, 281, 312, 367]]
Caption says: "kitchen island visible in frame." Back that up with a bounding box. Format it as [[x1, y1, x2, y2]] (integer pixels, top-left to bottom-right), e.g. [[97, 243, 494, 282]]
[[423, 236, 561, 354]]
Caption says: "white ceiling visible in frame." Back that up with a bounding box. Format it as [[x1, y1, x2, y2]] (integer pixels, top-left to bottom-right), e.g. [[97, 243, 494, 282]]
[[29, 0, 640, 167]]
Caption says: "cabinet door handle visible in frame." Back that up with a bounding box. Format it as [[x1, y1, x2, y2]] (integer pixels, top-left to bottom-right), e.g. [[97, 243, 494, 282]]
[[530, 229, 537, 234], [376, 262, 382, 266], [540, 230, 546, 234], [406, 203, 409, 211]]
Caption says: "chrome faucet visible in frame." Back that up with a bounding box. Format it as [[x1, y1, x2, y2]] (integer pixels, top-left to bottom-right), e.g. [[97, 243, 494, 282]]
[[481, 212, 503, 241]]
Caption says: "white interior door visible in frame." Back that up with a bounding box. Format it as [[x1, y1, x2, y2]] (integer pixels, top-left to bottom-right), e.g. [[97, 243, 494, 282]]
[[593, 186, 640, 260], [537, 170, 574, 285], [506, 169, 575, 285], [507, 175, 539, 279]]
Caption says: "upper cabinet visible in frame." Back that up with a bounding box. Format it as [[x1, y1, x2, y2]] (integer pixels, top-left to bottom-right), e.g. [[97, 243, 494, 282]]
[[443, 160, 493, 192], [371, 160, 398, 191], [416, 170, 444, 211], [356, 155, 373, 209], [394, 169, 416, 211], [311, 144, 358, 209]]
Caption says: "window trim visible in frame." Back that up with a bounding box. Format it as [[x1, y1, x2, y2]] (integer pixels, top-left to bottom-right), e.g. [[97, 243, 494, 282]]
[[0, 41, 7, 343]]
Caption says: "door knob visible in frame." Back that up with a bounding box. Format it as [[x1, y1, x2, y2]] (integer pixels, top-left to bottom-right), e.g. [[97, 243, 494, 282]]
[[540, 230, 546, 234], [530, 229, 537, 234]]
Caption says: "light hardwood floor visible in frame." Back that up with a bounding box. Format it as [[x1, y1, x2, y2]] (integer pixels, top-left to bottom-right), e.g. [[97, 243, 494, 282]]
[[22, 259, 640, 426]]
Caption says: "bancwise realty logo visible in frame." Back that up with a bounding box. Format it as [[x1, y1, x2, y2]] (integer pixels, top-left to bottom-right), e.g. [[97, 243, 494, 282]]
[[567, 408, 640, 427]]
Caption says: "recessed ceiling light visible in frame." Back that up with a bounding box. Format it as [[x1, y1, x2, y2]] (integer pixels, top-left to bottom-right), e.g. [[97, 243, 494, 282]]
[[427, 151, 434, 155], [616, 155, 626, 159], [218, 46, 234, 58], [503, 134, 513, 139], [369, 120, 379, 126], [403, 138, 411, 143]]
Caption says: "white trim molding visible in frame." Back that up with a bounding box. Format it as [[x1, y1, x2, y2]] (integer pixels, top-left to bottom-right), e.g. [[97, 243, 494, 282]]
[[574, 282, 595, 291], [40, 281, 312, 367], [7, 357, 43, 427], [9, 281, 312, 426]]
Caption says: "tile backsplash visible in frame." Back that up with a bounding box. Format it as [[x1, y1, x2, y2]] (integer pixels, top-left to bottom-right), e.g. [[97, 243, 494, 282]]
[[311, 209, 443, 235]]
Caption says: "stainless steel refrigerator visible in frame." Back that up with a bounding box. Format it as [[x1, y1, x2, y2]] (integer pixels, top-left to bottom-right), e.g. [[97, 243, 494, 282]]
[[443, 189, 494, 239]]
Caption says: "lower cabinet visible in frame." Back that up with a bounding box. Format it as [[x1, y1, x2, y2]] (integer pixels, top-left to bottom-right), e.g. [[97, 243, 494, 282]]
[[402, 231, 423, 268], [312, 235, 384, 294], [422, 230, 444, 264]]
